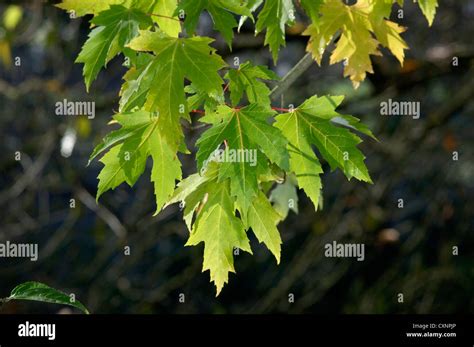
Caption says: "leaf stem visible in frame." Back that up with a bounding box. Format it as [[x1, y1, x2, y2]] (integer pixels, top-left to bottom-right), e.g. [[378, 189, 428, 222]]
[[272, 106, 292, 112], [223, 81, 230, 93], [148, 13, 181, 22], [191, 106, 292, 115], [191, 109, 205, 114]]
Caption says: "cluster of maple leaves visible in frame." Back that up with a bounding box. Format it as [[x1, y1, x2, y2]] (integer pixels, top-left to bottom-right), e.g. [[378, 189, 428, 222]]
[[58, 0, 438, 294]]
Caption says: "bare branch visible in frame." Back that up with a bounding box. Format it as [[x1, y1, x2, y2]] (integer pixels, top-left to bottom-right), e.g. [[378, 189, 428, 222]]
[[270, 52, 314, 101]]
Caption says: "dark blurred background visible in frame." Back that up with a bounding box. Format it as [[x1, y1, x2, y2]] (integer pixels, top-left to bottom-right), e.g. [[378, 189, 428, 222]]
[[0, 0, 472, 314]]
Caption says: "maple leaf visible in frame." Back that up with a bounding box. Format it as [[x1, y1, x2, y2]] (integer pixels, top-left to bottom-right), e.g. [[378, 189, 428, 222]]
[[165, 163, 219, 229], [177, 0, 252, 46], [185, 84, 223, 116], [197, 104, 289, 170], [56, 0, 127, 17], [237, 0, 262, 31], [255, 0, 295, 63], [416, 0, 438, 26], [167, 164, 282, 293], [166, 168, 243, 294], [167, 162, 286, 289], [369, 0, 408, 64], [274, 95, 372, 209], [196, 104, 289, 218], [118, 53, 154, 113], [304, 0, 408, 88], [300, 0, 324, 24], [394, 1, 438, 26], [92, 111, 182, 213], [186, 179, 252, 295], [125, 29, 226, 149], [57, 0, 175, 17], [59, 0, 181, 36], [247, 191, 282, 263], [150, 0, 181, 37], [225, 61, 279, 106], [75, 5, 152, 90]]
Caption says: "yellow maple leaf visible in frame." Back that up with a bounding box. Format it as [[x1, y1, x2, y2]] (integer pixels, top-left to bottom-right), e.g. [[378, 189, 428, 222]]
[[304, 0, 408, 88]]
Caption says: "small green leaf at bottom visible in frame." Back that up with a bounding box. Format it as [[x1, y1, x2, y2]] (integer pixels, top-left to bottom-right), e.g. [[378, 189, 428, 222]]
[[6, 282, 89, 314]]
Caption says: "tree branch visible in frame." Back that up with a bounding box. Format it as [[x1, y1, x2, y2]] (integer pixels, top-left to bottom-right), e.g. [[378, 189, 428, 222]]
[[270, 52, 314, 101]]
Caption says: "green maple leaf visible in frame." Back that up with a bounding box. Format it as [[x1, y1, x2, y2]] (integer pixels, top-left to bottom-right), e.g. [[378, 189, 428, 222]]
[[57, 0, 162, 17], [166, 163, 284, 293], [166, 167, 245, 295], [225, 61, 279, 106], [255, 0, 295, 63], [185, 84, 223, 115], [247, 191, 282, 263], [178, 0, 252, 46], [88, 118, 148, 166], [300, 0, 324, 24], [395, 0, 438, 26], [274, 95, 372, 209], [372, 0, 398, 18], [237, 0, 262, 31], [93, 111, 181, 213], [75, 4, 152, 90], [196, 104, 289, 217], [197, 104, 289, 170], [56, 0, 128, 17], [150, 0, 181, 37], [118, 53, 154, 113], [186, 179, 252, 295], [416, 0, 438, 26], [165, 161, 220, 229], [124, 29, 226, 149]]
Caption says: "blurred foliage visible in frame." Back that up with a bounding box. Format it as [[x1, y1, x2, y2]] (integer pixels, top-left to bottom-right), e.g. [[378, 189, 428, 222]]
[[0, 0, 472, 314], [0, 4, 22, 66]]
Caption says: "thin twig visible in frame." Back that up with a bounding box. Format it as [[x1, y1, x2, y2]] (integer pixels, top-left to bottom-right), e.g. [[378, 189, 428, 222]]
[[76, 187, 127, 239], [0, 132, 55, 205], [270, 52, 314, 101]]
